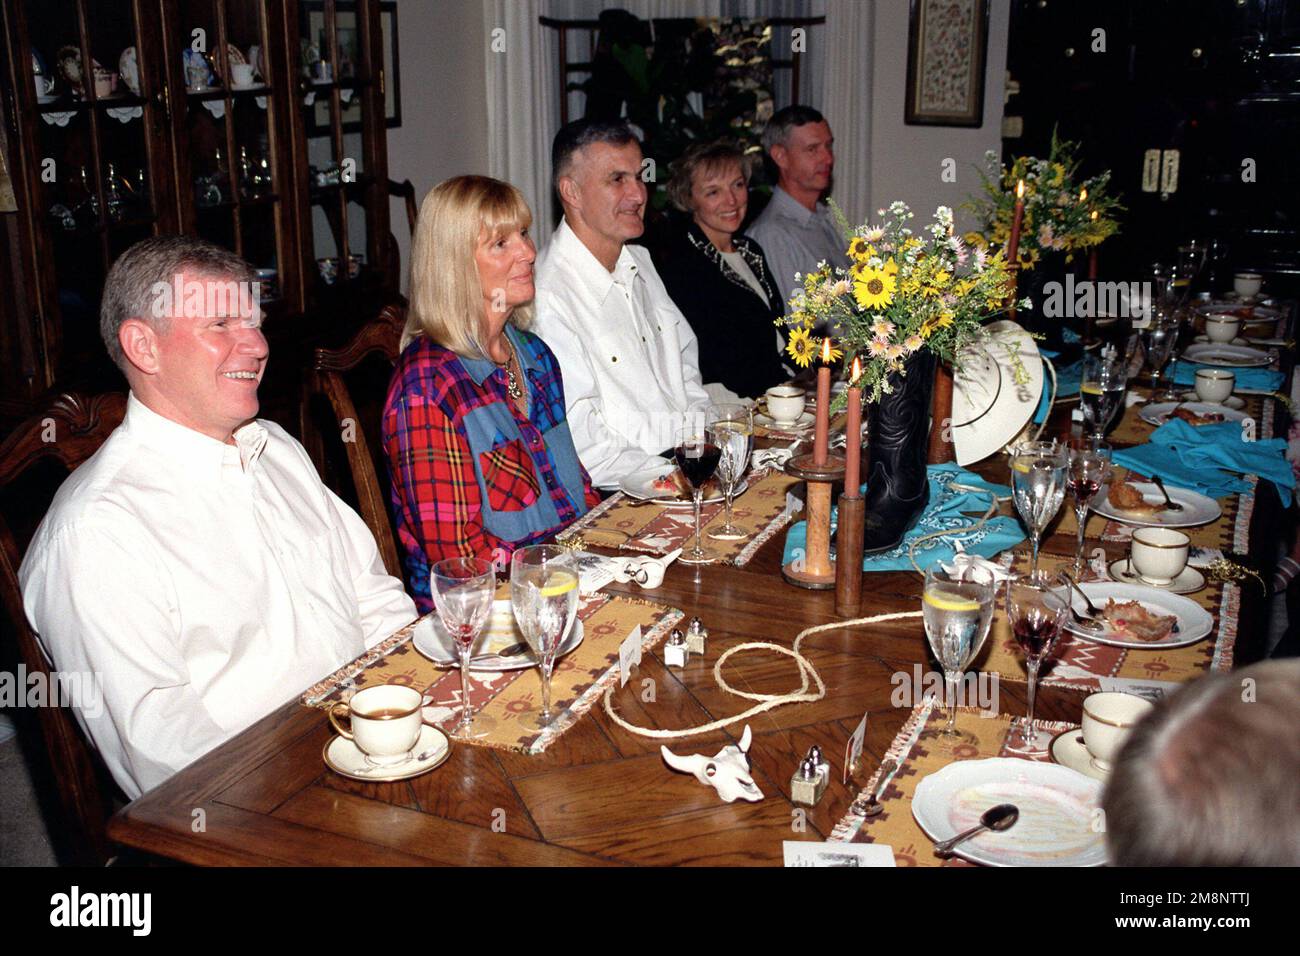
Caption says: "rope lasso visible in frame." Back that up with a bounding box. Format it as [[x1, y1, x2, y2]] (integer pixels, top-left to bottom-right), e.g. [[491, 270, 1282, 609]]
[[601, 610, 924, 739]]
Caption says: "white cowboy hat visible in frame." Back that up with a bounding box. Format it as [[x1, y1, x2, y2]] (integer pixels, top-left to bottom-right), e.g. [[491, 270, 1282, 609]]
[[950, 320, 1044, 466]]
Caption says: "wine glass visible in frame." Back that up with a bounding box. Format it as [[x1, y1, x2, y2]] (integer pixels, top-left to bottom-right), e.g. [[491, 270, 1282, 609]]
[[1010, 440, 1068, 577], [920, 564, 996, 738], [430, 557, 497, 735], [1067, 438, 1112, 578], [509, 545, 580, 728], [1142, 307, 1180, 400], [1079, 351, 1126, 441], [675, 423, 722, 564], [1004, 572, 1070, 753], [706, 403, 754, 542]]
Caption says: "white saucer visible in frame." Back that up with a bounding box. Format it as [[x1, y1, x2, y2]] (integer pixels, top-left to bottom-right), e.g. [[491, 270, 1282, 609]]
[[323, 723, 450, 781], [1107, 558, 1206, 594], [1192, 335, 1248, 346], [1049, 729, 1107, 781], [754, 410, 814, 430], [1177, 392, 1245, 411]]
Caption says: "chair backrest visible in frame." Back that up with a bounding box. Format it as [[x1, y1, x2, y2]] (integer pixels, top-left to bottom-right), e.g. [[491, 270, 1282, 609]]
[[300, 303, 406, 580], [0, 392, 127, 865]]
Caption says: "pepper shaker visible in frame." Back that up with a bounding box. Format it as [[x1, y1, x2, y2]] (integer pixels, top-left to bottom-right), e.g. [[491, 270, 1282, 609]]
[[790, 755, 827, 806], [685, 616, 708, 655], [663, 628, 689, 668]]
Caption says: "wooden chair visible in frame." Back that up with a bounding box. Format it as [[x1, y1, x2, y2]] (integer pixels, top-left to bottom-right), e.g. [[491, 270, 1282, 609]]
[[381, 178, 419, 289], [300, 303, 406, 580], [0, 392, 127, 865]]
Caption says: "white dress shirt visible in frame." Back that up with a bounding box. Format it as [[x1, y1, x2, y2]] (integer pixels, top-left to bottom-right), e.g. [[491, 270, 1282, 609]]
[[19, 394, 416, 799], [747, 185, 851, 314], [534, 218, 710, 488]]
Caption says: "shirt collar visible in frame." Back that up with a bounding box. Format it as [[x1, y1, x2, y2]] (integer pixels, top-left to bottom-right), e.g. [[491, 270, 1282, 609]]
[[123, 392, 269, 478], [553, 216, 639, 303], [457, 324, 538, 388], [770, 185, 823, 226]]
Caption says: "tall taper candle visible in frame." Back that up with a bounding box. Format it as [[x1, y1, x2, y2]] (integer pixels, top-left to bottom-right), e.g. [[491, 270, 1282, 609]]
[[813, 337, 832, 465], [1007, 179, 1025, 269], [844, 356, 862, 493]]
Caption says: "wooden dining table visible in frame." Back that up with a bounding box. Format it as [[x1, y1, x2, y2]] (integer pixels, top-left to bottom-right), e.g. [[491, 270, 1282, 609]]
[[106, 355, 1290, 866]]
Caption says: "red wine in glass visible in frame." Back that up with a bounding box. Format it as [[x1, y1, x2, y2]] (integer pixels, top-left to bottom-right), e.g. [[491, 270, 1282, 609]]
[[1013, 615, 1061, 661], [674, 441, 721, 488], [1067, 476, 1101, 506]]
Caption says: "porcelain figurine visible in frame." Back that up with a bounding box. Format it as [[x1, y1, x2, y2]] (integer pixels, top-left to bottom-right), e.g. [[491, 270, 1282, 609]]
[[661, 725, 763, 803]]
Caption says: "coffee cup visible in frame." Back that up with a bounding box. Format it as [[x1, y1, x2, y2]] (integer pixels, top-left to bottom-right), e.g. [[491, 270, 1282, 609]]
[[1203, 315, 1240, 344], [328, 684, 423, 764], [1193, 367, 1234, 404], [1233, 272, 1262, 299], [1130, 527, 1189, 586], [231, 63, 255, 87], [764, 385, 806, 425], [1081, 692, 1154, 774]]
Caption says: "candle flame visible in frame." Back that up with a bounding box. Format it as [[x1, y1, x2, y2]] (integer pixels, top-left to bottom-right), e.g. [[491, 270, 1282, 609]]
[[821, 337, 833, 363], [851, 356, 862, 383], [1091, 210, 1098, 220], [1079, 187, 1088, 203], [1016, 179, 1025, 199]]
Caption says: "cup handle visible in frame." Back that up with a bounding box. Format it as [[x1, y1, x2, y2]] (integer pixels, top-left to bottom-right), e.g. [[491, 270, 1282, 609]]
[[328, 702, 353, 739]]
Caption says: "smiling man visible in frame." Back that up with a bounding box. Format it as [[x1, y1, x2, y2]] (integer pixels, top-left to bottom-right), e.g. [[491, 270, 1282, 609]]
[[533, 119, 710, 489], [19, 236, 416, 800], [747, 106, 850, 314]]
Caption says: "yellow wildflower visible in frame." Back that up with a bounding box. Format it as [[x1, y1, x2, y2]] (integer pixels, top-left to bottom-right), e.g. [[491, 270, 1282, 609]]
[[853, 267, 896, 310], [786, 327, 817, 368], [847, 237, 871, 260]]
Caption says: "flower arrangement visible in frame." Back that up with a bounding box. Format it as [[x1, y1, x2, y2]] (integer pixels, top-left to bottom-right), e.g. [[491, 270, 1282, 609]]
[[963, 133, 1122, 272], [780, 202, 1012, 404]]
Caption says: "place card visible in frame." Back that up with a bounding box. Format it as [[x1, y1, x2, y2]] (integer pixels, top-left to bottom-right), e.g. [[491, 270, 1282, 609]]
[[572, 550, 617, 594], [783, 841, 896, 867], [618, 624, 643, 687], [843, 710, 868, 785], [1098, 675, 1177, 702]]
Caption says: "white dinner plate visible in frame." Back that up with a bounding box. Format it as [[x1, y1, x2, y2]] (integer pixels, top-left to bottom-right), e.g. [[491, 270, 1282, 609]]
[[911, 758, 1106, 867], [1063, 581, 1214, 648], [1180, 343, 1273, 368], [411, 600, 583, 672], [1196, 302, 1282, 324], [618, 466, 744, 507], [754, 410, 814, 430], [1138, 401, 1248, 427], [1176, 392, 1246, 409], [1092, 481, 1221, 528]]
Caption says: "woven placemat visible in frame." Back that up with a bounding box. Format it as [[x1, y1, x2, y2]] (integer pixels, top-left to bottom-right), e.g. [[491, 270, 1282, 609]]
[[301, 592, 683, 754], [829, 701, 1077, 866], [561, 466, 802, 566]]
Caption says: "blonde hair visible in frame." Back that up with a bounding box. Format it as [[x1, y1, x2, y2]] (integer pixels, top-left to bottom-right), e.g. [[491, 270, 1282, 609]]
[[402, 175, 535, 355]]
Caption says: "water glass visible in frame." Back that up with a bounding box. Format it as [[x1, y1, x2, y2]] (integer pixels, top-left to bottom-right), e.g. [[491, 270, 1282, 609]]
[[1010, 440, 1068, 577], [921, 564, 995, 738], [509, 546, 580, 728]]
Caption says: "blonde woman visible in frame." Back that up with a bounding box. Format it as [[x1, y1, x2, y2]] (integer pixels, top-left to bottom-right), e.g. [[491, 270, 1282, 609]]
[[382, 176, 599, 611]]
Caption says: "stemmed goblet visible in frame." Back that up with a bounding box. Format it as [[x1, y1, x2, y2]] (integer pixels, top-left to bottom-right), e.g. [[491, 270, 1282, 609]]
[[1004, 572, 1070, 753], [674, 423, 722, 564], [509, 545, 580, 729], [430, 556, 497, 735], [920, 564, 996, 739], [1010, 440, 1068, 578], [1067, 438, 1112, 578], [1079, 350, 1127, 442], [706, 403, 754, 541]]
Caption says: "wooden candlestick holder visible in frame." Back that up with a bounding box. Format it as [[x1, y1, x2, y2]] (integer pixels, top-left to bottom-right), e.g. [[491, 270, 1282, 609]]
[[834, 493, 865, 614], [782, 453, 845, 590]]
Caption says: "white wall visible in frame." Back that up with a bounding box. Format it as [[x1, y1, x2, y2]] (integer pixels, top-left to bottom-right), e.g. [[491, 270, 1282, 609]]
[[867, 0, 1009, 232], [385, 0, 491, 291]]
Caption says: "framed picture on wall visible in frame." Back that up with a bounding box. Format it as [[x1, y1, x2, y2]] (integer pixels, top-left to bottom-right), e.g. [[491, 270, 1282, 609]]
[[904, 0, 989, 127], [305, 1, 401, 134]]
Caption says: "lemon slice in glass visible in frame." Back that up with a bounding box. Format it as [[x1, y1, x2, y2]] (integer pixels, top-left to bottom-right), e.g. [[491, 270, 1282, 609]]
[[538, 570, 578, 598], [923, 589, 980, 613], [1080, 382, 1103, 396]]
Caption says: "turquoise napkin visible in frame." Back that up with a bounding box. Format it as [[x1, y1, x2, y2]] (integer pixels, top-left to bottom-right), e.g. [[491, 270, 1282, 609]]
[[1033, 358, 1082, 425], [1112, 418, 1295, 506], [1171, 362, 1283, 393], [781, 463, 1027, 572]]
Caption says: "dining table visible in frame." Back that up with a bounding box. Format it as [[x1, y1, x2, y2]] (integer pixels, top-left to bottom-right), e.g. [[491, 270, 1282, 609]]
[[106, 307, 1294, 867]]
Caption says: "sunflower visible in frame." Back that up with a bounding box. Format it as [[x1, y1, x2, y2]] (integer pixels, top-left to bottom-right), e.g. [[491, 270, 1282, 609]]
[[883, 256, 899, 276], [786, 327, 817, 368], [847, 237, 872, 260], [1050, 162, 1066, 187], [853, 266, 896, 310]]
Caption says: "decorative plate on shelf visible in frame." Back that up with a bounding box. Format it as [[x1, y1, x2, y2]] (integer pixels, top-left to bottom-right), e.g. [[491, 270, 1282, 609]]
[[118, 47, 140, 95]]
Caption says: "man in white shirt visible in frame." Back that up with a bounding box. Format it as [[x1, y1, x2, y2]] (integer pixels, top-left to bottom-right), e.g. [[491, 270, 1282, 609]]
[[533, 119, 710, 489], [747, 106, 850, 314], [19, 236, 416, 800]]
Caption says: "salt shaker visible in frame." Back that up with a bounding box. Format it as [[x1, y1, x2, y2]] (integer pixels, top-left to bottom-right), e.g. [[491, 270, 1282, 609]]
[[790, 755, 827, 806], [685, 616, 708, 655], [663, 628, 689, 668]]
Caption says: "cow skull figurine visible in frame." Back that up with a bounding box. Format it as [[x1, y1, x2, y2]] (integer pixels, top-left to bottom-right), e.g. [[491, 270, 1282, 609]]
[[660, 725, 764, 802]]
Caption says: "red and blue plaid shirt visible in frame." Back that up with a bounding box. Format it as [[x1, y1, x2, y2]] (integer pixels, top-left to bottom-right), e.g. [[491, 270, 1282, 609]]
[[382, 326, 600, 611]]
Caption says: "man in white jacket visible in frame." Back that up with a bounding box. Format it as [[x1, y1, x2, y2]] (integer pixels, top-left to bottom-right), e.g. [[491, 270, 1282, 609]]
[[533, 120, 710, 490]]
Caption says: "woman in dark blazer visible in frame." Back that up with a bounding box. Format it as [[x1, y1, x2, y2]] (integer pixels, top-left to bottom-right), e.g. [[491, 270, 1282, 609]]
[[652, 140, 788, 399]]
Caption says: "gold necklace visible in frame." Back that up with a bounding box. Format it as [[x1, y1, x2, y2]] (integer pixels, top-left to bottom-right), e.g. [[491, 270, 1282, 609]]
[[496, 339, 523, 402]]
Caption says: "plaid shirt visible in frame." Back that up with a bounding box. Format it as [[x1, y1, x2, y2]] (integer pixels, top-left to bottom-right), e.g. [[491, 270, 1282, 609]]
[[382, 326, 600, 611]]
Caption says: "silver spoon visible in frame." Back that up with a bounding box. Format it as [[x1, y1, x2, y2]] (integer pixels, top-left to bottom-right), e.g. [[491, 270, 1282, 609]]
[[851, 758, 898, 817], [355, 744, 444, 774], [1150, 474, 1185, 512], [934, 803, 1019, 856], [1061, 572, 1105, 631]]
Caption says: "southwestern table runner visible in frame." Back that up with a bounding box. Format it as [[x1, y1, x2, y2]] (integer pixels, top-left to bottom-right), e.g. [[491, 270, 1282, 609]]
[[973, 551, 1238, 692], [301, 592, 683, 754], [561, 466, 802, 565], [829, 700, 1077, 866]]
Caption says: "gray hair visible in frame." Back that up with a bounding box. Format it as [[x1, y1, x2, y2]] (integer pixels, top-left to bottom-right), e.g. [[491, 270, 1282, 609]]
[[551, 118, 641, 189], [100, 236, 254, 372], [666, 139, 755, 214], [1102, 659, 1300, 866], [761, 105, 827, 154]]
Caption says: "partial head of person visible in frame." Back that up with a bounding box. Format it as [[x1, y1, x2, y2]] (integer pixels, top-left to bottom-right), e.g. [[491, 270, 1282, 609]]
[[667, 139, 756, 252], [101, 235, 264, 444], [1102, 659, 1300, 866], [761, 105, 834, 207], [552, 118, 647, 268], [405, 175, 536, 359]]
